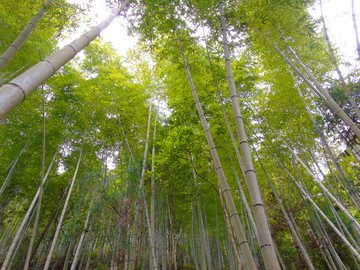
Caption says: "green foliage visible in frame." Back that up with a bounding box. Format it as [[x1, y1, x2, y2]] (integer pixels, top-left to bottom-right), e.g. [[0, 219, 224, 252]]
[[1, 0, 360, 269]]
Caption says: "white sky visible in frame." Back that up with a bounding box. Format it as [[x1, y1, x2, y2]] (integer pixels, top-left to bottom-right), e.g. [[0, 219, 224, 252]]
[[61, 0, 138, 55], [62, 0, 360, 68], [310, 0, 360, 68], [60, 0, 359, 130]]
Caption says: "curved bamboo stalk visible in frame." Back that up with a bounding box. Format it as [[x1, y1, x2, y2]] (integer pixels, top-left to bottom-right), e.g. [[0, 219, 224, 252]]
[[0, 0, 129, 119]]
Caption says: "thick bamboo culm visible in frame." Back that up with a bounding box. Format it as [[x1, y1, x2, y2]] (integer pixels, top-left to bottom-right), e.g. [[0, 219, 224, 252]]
[[0, 0, 129, 119]]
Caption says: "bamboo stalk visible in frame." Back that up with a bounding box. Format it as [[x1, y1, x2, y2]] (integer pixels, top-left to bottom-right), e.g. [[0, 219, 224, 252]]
[[128, 103, 152, 270], [0, 0, 129, 119], [351, 0, 360, 59], [43, 146, 83, 270], [0, 150, 57, 270], [178, 36, 256, 269], [219, 2, 280, 269], [319, 0, 360, 118], [0, 143, 28, 199], [0, 0, 54, 72], [70, 196, 94, 270], [23, 86, 46, 270]]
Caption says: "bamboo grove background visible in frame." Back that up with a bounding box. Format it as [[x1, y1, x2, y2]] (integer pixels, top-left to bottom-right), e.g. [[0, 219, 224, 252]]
[[0, 0, 360, 269]]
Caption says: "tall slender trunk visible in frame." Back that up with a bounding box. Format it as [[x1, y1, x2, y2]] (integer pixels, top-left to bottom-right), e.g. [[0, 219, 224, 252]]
[[204, 33, 259, 246], [297, 181, 360, 261], [218, 184, 243, 269], [178, 38, 256, 269], [270, 41, 360, 139], [0, 216, 20, 255], [0, 0, 54, 72], [128, 103, 152, 270], [144, 200, 158, 270], [276, 157, 360, 262], [115, 103, 135, 163], [150, 110, 157, 269], [281, 137, 360, 234], [197, 200, 211, 269], [289, 45, 360, 136], [43, 146, 83, 270], [295, 82, 360, 210], [70, 196, 94, 270], [23, 87, 46, 270], [0, 0, 129, 119], [351, 0, 360, 59], [219, 2, 280, 269], [0, 64, 28, 85], [254, 150, 315, 270], [0, 143, 28, 199], [0, 150, 57, 270], [319, 0, 360, 118], [29, 208, 58, 261]]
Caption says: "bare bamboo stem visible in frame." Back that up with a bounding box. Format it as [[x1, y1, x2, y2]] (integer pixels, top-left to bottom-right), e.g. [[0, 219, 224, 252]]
[[219, 2, 280, 268], [43, 146, 83, 270], [0, 0, 129, 119], [178, 36, 256, 269], [0, 0, 54, 72]]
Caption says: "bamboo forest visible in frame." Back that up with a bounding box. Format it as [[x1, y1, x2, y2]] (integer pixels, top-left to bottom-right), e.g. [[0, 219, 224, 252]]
[[1, 0, 360, 269]]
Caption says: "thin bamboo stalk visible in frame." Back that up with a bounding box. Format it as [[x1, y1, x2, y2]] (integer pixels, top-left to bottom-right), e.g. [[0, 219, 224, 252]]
[[0, 143, 28, 199], [204, 33, 259, 246], [218, 184, 243, 269], [70, 196, 94, 270], [144, 200, 158, 270], [351, 0, 360, 59], [128, 103, 152, 270], [254, 149, 315, 270], [288, 45, 360, 139], [269, 41, 360, 139], [23, 86, 46, 270], [43, 146, 83, 270], [178, 37, 256, 269], [279, 159, 360, 261], [150, 109, 157, 269], [0, 150, 57, 270], [0, 0, 54, 72], [220, 2, 280, 268], [295, 82, 360, 210], [319, 0, 360, 118]]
